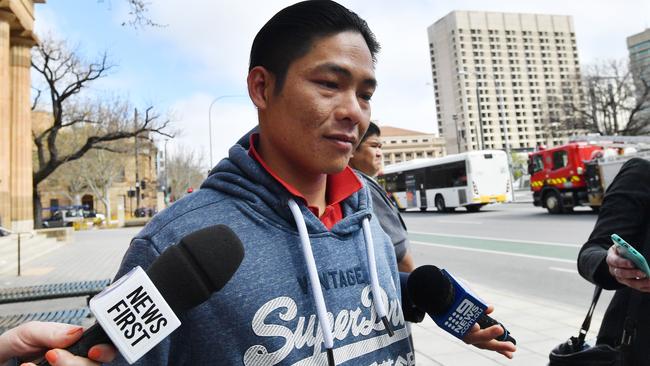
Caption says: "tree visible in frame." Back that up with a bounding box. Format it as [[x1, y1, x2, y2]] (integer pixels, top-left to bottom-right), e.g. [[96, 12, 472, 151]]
[[570, 59, 650, 136], [31, 36, 172, 227], [97, 0, 162, 28], [166, 148, 206, 203], [44, 159, 87, 207], [510, 152, 528, 182], [78, 148, 125, 224]]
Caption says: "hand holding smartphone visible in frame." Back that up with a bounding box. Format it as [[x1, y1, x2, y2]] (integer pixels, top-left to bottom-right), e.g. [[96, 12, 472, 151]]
[[611, 233, 650, 278]]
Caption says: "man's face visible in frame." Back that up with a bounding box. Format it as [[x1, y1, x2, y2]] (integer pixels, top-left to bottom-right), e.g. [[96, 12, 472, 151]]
[[259, 31, 376, 176], [349, 134, 383, 177]]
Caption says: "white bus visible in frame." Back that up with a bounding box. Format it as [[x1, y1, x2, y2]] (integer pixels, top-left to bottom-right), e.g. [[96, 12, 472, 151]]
[[377, 150, 512, 212]]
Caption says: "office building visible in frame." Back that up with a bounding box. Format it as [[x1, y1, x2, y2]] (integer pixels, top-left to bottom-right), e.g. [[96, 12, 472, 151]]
[[428, 11, 585, 153]]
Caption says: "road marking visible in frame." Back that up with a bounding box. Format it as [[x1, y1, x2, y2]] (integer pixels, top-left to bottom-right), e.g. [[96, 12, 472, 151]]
[[411, 241, 576, 264], [435, 220, 483, 225], [409, 231, 577, 248], [549, 267, 578, 274], [409, 231, 581, 261]]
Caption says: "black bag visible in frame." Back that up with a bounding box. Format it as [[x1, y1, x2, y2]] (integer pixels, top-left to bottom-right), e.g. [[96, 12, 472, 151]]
[[549, 286, 632, 366]]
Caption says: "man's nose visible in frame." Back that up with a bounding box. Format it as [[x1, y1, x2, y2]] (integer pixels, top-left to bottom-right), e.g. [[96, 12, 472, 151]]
[[333, 91, 365, 125]]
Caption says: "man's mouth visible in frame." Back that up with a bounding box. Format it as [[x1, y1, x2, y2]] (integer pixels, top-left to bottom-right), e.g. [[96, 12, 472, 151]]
[[324, 134, 357, 147]]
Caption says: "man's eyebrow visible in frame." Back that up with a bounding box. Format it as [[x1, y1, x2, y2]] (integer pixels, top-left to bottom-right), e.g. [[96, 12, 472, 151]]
[[313, 63, 377, 88]]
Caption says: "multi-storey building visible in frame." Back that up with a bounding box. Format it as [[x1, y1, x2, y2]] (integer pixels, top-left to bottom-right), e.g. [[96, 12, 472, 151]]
[[627, 28, 650, 118], [627, 29, 650, 98], [428, 11, 585, 154], [379, 126, 446, 166]]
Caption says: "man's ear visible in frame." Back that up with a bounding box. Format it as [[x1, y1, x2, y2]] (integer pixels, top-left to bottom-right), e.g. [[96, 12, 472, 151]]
[[248, 66, 274, 110]]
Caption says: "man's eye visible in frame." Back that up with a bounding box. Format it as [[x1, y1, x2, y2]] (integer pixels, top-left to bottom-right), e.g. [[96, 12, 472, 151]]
[[318, 81, 338, 89], [360, 93, 373, 101]]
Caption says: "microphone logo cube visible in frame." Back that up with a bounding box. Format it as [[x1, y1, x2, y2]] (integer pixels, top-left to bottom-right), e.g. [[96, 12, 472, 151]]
[[431, 270, 487, 340], [90, 266, 181, 364]]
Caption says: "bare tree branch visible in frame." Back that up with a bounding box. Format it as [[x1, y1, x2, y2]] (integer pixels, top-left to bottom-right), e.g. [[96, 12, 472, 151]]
[[568, 59, 650, 136], [30, 36, 174, 227]]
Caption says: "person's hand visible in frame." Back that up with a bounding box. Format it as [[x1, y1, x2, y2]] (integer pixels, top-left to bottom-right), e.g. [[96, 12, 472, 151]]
[[0, 321, 115, 365], [462, 305, 517, 359], [607, 245, 650, 292]]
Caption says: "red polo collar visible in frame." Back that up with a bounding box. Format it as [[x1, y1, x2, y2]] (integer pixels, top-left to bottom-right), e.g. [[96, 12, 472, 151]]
[[248, 133, 362, 230]]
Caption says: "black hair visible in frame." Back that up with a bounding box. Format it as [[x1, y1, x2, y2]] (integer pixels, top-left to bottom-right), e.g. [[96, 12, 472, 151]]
[[249, 0, 380, 93], [359, 121, 380, 145]]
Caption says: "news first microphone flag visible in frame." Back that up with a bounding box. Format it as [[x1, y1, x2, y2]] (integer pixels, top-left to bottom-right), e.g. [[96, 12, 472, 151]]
[[90, 267, 181, 364], [41, 224, 246, 366]]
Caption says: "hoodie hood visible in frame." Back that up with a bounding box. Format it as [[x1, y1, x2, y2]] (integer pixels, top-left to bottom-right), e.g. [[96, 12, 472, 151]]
[[202, 133, 372, 236]]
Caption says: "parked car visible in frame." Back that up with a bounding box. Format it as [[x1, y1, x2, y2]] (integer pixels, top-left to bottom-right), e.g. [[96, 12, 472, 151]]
[[43, 209, 84, 228], [134, 207, 155, 218], [83, 210, 106, 221]]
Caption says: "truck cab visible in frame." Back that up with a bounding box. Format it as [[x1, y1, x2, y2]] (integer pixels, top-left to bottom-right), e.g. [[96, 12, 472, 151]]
[[528, 143, 602, 213]]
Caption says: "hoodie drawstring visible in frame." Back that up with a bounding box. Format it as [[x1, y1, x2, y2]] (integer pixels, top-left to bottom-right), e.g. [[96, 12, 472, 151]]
[[287, 199, 392, 366], [361, 217, 395, 337]]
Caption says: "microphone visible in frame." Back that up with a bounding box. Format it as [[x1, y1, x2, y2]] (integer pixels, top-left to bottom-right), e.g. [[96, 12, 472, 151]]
[[406, 265, 516, 345], [39, 224, 245, 365]]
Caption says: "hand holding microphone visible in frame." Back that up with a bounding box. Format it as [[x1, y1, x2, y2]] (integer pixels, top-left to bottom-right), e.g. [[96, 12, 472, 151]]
[[406, 265, 517, 359], [38, 224, 245, 365]]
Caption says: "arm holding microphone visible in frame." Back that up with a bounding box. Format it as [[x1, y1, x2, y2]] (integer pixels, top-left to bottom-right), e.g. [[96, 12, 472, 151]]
[[34, 224, 244, 366], [0, 322, 115, 366], [403, 266, 517, 359]]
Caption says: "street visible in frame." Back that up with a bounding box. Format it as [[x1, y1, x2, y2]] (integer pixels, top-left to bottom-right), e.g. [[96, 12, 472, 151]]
[[403, 202, 614, 322]]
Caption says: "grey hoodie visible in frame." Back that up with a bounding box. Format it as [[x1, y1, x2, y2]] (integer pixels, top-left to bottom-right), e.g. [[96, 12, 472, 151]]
[[110, 138, 414, 365]]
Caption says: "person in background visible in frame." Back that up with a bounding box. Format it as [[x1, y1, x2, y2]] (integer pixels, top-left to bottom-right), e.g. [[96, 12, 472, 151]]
[[349, 121, 415, 272], [0, 321, 115, 366], [578, 158, 650, 365]]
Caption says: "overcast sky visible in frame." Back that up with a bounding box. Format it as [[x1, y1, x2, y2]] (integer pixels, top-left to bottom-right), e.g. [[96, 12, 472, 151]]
[[35, 1, 650, 168]]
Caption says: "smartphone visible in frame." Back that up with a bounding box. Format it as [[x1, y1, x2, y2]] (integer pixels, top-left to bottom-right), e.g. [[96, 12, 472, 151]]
[[611, 233, 650, 277]]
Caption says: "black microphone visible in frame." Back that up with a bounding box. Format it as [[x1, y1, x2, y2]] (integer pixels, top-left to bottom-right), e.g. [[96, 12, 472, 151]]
[[406, 265, 516, 345], [38, 224, 245, 365]]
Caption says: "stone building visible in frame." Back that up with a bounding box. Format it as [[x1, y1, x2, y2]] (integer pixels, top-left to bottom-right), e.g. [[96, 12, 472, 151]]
[[0, 0, 44, 231], [379, 126, 446, 166]]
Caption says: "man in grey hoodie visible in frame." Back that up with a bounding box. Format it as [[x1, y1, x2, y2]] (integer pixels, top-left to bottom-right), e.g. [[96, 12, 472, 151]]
[[349, 122, 415, 273], [111, 1, 516, 364]]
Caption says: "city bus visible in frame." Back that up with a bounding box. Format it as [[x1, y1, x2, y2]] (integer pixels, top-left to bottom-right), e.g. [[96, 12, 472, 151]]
[[377, 150, 512, 212]]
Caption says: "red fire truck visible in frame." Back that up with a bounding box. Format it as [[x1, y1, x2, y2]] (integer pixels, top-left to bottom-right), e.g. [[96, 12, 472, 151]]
[[528, 136, 650, 214], [528, 143, 602, 213]]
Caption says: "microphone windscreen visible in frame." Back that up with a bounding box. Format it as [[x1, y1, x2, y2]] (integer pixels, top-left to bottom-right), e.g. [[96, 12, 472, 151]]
[[406, 265, 455, 315], [146, 224, 245, 314]]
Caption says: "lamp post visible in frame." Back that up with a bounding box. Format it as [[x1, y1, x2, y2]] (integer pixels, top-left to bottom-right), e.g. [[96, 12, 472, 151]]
[[164, 139, 169, 205], [458, 71, 510, 155], [460, 70, 515, 198], [458, 71, 486, 150], [451, 114, 462, 153], [208, 95, 247, 168]]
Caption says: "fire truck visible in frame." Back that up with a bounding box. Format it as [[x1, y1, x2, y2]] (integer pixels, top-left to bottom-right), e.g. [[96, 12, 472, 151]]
[[528, 136, 650, 214]]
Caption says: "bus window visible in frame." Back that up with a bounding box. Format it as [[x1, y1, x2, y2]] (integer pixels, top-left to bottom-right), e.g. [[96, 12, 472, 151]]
[[425, 161, 467, 189], [381, 172, 406, 192], [552, 150, 568, 170]]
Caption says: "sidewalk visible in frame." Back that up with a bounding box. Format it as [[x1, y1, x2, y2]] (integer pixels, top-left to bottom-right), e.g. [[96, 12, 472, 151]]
[[0, 227, 604, 365]]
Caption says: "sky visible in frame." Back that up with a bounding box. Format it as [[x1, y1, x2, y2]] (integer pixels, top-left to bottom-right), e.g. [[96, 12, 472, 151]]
[[34, 1, 650, 168]]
